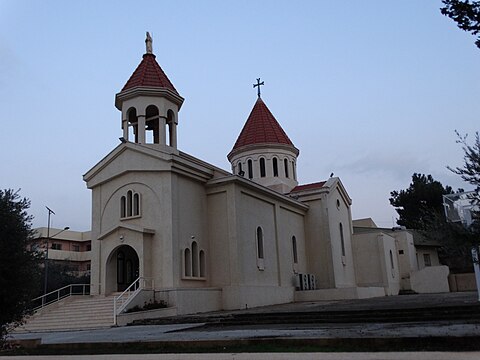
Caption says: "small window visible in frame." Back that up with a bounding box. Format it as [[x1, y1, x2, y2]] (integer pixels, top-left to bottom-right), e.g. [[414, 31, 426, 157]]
[[398, 250, 404, 255], [72, 244, 80, 252], [121, 196, 126, 218], [256, 227, 264, 259], [199, 250, 206, 277], [423, 254, 431, 267], [248, 159, 253, 179], [127, 191, 133, 217], [192, 241, 199, 277], [292, 236, 298, 264], [238, 162, 244, 176], [390, 250, 395, 269], [284, 158, 289, 178], [51, 243, 62, 250], [184, 248, 192, 277], [273, 158, 279, 177], [87, 244, 92, 251], [260, 158, 266, 178], [133, 193, 140, 216], [339, 223, 346, 257]]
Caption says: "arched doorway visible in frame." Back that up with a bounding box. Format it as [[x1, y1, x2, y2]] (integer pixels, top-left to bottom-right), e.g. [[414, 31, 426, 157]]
[[107, 245, 139, 292]]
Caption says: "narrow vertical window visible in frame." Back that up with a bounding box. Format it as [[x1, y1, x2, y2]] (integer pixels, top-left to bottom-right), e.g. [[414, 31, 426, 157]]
[[339, 223, 346, 257], [260, 158, 266, 177], [184, 248, 191, 276], [390, 250, 395, 269], [199, 250, 206, 277], [133, 193, 140, 216], [256, 227, 264, 259], [284, 158, 289, 178], [273, 158, 279, 177], [127, 191, 133, 217], [292, 161, 296, 180], [292, 236, 298, 264], [192, 241, 199, 277], [248, 159, 253, 179], [238, 162, 243, 176], [121, 196, 126, 218]]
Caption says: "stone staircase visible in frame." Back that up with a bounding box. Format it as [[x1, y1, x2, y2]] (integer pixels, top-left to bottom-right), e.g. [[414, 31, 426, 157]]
[[14, 295, 116, 333]]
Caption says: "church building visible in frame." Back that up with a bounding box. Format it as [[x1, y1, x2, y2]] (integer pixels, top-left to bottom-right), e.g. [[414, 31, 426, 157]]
[[83, 34, 449, 316]]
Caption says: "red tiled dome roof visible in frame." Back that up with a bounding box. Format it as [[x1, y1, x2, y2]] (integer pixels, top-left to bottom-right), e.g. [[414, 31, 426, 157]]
[[231, 98, 294, 152], [122, 53, 178, 93]]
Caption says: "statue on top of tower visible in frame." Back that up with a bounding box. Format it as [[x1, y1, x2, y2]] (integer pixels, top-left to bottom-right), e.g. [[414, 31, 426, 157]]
[[146, 32, 153, 54]]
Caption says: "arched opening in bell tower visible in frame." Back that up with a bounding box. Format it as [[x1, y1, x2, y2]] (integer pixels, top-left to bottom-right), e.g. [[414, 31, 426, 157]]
[[145, 105, 160, 144], [127, 107, 138, 143]]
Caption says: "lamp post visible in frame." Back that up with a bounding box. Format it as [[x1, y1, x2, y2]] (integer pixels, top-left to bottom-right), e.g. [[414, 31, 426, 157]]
[[43, 206, 69, 297]]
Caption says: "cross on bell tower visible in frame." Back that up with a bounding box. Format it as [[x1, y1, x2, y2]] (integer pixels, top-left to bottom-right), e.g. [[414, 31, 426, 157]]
[[253, 78, 264, 98]]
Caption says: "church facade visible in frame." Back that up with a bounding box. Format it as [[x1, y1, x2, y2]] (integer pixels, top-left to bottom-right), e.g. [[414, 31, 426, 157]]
[[83, 35, 449, 314]]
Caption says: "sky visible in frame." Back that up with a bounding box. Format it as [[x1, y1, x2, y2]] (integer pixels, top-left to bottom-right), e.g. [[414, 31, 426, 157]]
[[1, 1, 479, 231]]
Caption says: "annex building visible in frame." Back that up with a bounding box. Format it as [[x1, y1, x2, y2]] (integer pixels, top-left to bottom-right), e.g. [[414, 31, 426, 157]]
[[82, 34, 449, 315]]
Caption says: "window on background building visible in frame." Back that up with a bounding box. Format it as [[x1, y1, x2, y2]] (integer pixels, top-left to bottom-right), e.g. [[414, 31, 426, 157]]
[[72, 244, 80, 252], [51, 243, 62, 250], [423, 254, 431, 267], [260, 158, 266, 177]]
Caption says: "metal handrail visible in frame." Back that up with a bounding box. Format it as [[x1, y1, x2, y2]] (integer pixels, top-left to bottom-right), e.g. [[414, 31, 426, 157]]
[[113, 277, 154, 325], [31, 283, 90, 311]]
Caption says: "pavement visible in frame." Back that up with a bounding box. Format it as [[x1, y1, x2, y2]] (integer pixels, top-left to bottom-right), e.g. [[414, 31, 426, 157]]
[[4, 291, 480, 357]]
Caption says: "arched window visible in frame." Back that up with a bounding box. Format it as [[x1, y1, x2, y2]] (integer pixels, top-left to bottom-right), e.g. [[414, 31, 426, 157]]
[[339, 223, 346, 257], [292, 236, 298, 264], [199, 250, 206, 277], [133, 193, 140, 216], [127, 191, 133, 217], [260, 158, 266, 178], [184, 248, 191, 277], [192, 241, 199, 277], [256, 227, 264, 259], [248, 159, 253, 179], [273, 158, 279, 177], [120, 196, 126, 218], [292, 161, 296, 180], [167, 109, 176, 147], [238, 162, 244, 176], [284, 158, 289, 178]]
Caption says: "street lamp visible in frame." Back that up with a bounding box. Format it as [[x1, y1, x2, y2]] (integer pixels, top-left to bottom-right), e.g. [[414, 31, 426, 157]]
[[43, 206, 69, 296]]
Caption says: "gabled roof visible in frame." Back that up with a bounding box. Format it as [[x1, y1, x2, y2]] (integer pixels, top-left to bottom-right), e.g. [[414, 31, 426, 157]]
[[121, 53, 178, 94], [290, 181, 326, 193], [230, 97, 294, 152]]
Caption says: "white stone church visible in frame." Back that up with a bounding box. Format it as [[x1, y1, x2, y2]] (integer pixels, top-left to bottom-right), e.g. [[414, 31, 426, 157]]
[[83, 35, 449, 316]]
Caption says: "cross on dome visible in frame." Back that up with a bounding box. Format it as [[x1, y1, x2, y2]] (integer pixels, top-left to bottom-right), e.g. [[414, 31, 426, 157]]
[[253, 78, 264, 98]]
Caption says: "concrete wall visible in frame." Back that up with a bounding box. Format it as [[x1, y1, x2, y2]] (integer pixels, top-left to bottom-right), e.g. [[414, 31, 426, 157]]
[[449, 273, 477, 292], [410, 265, 450, 293], [352, 232, 400, 295], [394, 231, 418, 291], [154, 288, 222, 315]]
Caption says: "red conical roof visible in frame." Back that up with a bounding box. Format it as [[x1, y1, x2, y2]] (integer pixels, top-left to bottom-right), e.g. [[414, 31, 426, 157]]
[[231, 97, 294, 152], [122, 53, 178, 94]]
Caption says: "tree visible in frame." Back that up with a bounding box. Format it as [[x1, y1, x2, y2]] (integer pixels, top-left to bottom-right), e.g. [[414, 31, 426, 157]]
[[448, 131, 480, 209], [441, 0, 480, 49], [0, 189, 41, 343], [389, 173, 453, 230]]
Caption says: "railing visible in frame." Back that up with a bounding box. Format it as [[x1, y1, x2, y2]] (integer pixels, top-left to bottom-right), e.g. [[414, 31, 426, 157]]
[[113, 277, 154, 325], [31, 283, 90, 311]]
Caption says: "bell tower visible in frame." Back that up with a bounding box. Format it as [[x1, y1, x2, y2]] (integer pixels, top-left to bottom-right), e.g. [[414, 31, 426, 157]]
[[115, 32, 184, 148]]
